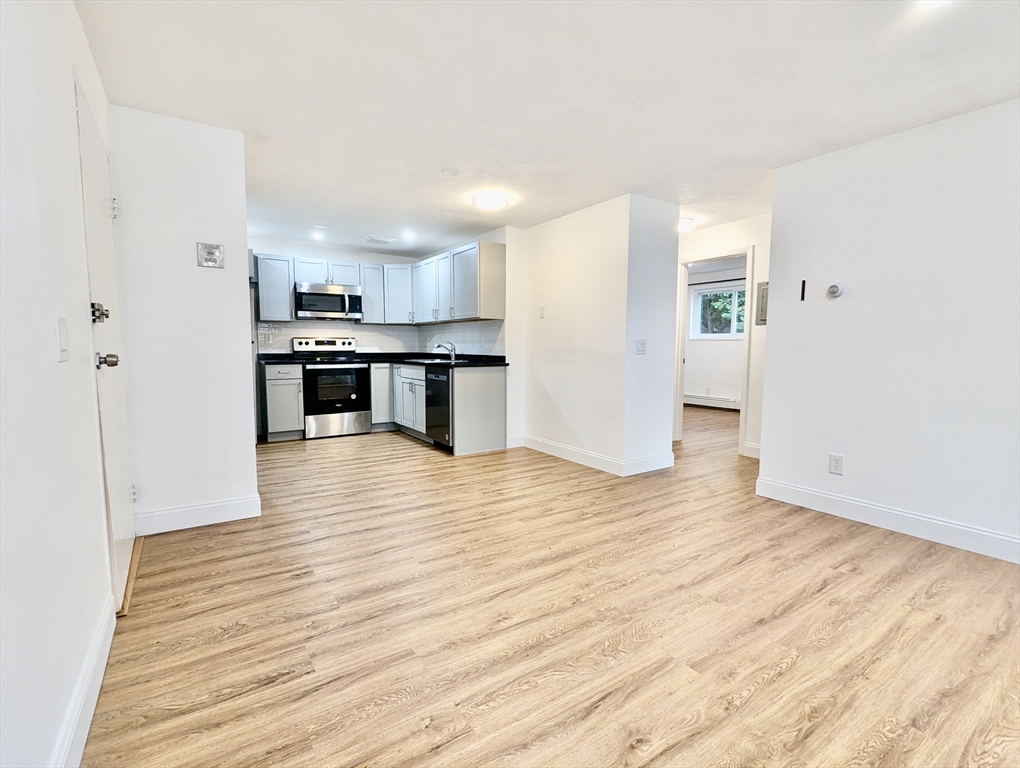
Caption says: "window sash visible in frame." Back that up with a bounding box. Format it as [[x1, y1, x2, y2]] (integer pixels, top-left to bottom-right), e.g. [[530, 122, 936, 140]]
[[690, 282, 745, 339]]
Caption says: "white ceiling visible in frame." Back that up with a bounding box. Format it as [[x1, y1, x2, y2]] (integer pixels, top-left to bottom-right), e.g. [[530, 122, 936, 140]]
[[76, 0, 1019, 257]]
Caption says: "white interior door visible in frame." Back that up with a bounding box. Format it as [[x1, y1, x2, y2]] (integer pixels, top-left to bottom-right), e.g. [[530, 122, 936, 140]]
[[76, 83, 136, 609]]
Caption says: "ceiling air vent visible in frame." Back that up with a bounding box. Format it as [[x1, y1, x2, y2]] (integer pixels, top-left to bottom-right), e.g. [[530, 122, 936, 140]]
[[360, 234, 396, 245]]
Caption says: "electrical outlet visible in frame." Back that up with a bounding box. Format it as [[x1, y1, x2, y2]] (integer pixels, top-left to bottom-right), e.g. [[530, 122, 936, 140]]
[[828, 454, 844, 475]]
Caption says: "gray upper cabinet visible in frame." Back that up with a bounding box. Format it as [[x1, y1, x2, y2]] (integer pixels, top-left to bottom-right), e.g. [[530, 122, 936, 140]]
[[384, 264, 413, 324], [413, 257, 439, 323], [436, 252, 453, 322], [453, 242, 506, 320], [360, 263, 385, 324], [294, 257, 329, 284], [255, 254, 294, 321], [329, 261, 360, 286]]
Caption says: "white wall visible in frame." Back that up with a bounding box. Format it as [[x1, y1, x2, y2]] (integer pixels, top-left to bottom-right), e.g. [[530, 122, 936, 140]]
[[679, 213, 771, 455], [524, 196, 631, 467], [622, 195, 680, 472], [684, 265, 747, 405], [758, 100, 1020, 563], [0, 2, 117, 766], [110, 107, 260, 536], [522, 194, 678, 475]]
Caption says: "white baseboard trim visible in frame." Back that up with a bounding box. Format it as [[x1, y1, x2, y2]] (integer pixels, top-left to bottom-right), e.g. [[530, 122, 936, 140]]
[[135, 495, 262, 536], [52, 592, 116, 768], [522, 436, 674, 477], [756, 478, 1020, 564], [683, 395, 740, 410], [506, 435, 525, 449], [739, 441, 760, 459]]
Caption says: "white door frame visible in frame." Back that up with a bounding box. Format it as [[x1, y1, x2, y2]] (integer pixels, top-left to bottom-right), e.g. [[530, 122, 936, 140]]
[[673, 246, 756, 457]]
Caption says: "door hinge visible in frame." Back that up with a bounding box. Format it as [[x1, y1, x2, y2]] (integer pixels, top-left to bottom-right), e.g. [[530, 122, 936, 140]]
[[110, 197, 118, 219], [91, 302, 110, 323], [131, 484, 138, 503]]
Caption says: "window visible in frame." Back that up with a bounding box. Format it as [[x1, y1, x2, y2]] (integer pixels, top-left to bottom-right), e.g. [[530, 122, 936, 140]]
[[691, 282, 745, 339]]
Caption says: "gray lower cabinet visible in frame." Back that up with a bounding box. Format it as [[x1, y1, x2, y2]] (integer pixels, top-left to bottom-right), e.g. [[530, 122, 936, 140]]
[[370, 363, 392, 424], [450, 367, 506, 456], [263, 364, 303, 439], [392, 365, 426, 432]]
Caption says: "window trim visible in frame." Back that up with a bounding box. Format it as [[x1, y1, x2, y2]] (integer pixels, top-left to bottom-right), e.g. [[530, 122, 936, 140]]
[[689, 280, 746, 340]]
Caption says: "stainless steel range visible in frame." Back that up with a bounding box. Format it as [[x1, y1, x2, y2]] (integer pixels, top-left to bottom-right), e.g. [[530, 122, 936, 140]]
[[293, 337, 371, 438]]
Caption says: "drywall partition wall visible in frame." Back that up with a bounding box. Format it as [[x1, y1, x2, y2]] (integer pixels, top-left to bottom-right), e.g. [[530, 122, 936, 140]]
[[0, 3, 117, 766], [522, 194, 679, 475], [524, 196, 632, 470], [110, 107, 260, 536], [684, 264, 748, 407], [622, 195, 680, 473], [679, 213, 771, 456], [758, 100, 1020, 563]]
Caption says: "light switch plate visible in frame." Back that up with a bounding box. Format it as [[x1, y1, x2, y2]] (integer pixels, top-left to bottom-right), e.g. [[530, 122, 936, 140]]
[[636, 339, 647, 355], [197, 242, 224, 269], [54, 315, 69, 362]]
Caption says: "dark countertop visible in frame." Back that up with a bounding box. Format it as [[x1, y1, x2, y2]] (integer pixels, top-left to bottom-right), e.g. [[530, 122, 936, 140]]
[[257, 351, 508, 368]]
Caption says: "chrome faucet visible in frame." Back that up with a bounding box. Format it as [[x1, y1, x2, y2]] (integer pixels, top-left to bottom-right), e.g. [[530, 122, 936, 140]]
[[435, 341, 456, 361]]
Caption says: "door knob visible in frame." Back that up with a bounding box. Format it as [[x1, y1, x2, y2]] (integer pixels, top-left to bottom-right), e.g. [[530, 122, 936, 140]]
[[95, 353, 120, 369]]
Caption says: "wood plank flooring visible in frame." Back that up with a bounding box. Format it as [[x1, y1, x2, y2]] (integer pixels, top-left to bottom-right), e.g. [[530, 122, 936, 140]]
[[83, 406, 1020, 767]]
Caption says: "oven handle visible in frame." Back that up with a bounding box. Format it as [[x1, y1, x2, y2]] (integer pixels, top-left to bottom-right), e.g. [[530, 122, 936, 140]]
[[305, 364, 369, 370]]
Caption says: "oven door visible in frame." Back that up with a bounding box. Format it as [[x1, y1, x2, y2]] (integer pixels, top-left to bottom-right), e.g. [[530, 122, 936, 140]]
[[295, 283, 347, 319], [303, 363, 372, 437]]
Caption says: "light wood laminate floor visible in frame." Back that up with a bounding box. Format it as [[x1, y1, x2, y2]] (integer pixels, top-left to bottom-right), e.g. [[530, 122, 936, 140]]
[[83, 407, 1019, 767]]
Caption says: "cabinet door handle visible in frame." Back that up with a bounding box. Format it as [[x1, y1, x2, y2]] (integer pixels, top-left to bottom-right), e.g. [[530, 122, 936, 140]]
[[408, 311, 412, 323], [450, 306, 454, 317]]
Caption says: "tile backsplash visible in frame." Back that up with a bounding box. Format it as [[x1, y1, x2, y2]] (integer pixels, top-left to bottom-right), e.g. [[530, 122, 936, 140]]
[[419, 321, 505, 356], [257, 319, 504, 356], [257, 320, 419, 352]]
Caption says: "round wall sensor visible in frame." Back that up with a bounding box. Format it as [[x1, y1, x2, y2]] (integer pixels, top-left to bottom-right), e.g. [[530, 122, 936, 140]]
[[826, 283, 845, 299]]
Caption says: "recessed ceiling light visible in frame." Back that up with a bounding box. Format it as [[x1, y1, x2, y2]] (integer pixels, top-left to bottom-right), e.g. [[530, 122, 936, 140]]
[[677, 217, 697, 233], [314, 224, 327, 229], [312, 231, 324, 240], [471, 190, 511, 211], [402, 230, 415, 242], [441, 168, 461, 177]]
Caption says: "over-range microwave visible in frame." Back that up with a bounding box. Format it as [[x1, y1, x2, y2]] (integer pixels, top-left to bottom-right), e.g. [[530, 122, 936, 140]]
[[294, 282, 363, 320]]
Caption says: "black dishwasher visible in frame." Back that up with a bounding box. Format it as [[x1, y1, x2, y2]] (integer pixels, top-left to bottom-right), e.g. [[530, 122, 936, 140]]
[[425, 367, 452, 448]]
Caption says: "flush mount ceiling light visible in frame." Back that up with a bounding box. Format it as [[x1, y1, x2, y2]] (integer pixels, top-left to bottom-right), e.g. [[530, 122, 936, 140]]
[[441, 168, 461, 177], [402, 230, 415, 242], [471, 190, 511, 211], [312, 224, 326, 241], [677, 217, 697, 233]]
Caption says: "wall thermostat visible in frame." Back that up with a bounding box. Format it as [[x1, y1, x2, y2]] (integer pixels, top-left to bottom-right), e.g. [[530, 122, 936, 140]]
[[826, 282, 845, 299]]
